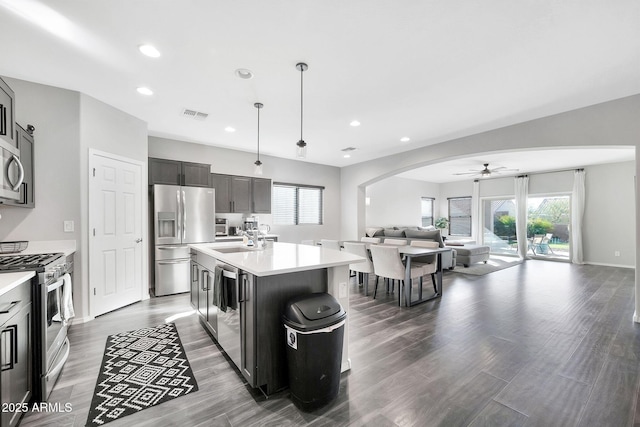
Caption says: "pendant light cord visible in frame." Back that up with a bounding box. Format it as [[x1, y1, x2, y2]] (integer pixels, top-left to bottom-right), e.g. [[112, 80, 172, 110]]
[[300, 66, 304, 141], [257, 106, 260, 161]]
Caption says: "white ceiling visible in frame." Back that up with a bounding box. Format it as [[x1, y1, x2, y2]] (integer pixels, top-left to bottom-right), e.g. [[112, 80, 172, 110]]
[[1, 1, 639, 169]]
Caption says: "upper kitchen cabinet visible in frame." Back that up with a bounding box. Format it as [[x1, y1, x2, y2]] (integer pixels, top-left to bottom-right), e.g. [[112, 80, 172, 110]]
[[148, 158, 211, 187], [252, 178, 271, 214], [211, 174, 271, 214], [0, 77, 16, 148]]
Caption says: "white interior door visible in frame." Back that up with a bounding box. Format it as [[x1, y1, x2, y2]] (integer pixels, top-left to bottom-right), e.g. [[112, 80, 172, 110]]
[[89, 151, 143, 317]]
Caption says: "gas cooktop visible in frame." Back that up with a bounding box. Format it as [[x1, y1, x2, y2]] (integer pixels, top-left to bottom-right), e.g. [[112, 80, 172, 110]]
[[0, 253, 64, 271]]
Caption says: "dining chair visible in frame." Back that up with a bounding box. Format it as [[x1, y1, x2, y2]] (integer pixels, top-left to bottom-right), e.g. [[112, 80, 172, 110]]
[[409, 240, 438, 294], [383, 238, 406, 246], [361, 237, 381, 244], [369, 245, 425, 303], [320, 239, 341, 251], [343, 242, 375, 295], [301, 240, 315, 245]]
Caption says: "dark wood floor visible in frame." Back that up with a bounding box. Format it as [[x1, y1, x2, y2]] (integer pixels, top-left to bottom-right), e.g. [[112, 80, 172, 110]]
[[20, 260, 640, 427]]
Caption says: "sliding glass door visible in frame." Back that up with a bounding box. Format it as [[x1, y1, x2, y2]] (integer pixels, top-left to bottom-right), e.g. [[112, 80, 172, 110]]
[[482, 195, 570, 260], [527, 195, 570, 260]]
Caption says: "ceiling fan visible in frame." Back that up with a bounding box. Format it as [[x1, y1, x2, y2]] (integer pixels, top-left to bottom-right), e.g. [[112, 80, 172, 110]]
[[453, 163, 519, 177]]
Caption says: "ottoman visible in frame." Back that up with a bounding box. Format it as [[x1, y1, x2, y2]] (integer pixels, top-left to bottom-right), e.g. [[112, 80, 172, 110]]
[[449, 244, 490, 267]]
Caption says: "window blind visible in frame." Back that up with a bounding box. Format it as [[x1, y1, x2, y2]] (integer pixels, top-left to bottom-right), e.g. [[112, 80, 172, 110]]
[[273, 183, 324, 225]]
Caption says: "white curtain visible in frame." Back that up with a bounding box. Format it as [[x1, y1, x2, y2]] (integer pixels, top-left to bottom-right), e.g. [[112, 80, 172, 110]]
[[514, 176, 529, 259], [472, 179, 480, 243], [571, 169, 586, 264]]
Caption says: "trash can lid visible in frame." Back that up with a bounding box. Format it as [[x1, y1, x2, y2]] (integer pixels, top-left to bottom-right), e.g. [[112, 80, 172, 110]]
[[283, 292, 346, 332]]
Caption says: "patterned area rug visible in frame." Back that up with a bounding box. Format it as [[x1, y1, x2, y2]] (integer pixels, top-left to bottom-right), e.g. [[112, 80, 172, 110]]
[[450, 255, 522, 275], [86, 323, 198, 426]]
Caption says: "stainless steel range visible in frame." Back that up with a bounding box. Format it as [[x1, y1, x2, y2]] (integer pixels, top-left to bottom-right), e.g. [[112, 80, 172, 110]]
[[0, 252, 73, 401]]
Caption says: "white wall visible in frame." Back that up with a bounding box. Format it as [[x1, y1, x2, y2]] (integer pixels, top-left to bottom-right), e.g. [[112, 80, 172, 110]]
[[365, 176, 440, 227], [584, 161, 635, 267], [79, 94, 149, 318], [0, 78, 81, 241], [149, 136, 341, 243], [0, 77, 148, 321]]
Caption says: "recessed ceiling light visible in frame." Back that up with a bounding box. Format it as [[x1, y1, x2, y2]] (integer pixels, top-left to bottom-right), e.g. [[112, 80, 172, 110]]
[[343, 154, 351, 158], [400, 137, 410, 142], [225, 126, 236, 133], [138, 44, 160, 58], [350, 120, 361, 127], [136, 86, 153, 96], [235, 68, 254, 79]]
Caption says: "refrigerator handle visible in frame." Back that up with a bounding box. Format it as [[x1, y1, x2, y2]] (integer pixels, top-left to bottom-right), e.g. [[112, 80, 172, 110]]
[[182, 190, 187, 241], [176, 190, 182, 240]]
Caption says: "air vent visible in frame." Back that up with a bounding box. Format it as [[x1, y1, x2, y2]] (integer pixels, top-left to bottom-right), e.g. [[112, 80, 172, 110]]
[[341, 147, 357, 152], [182, 109, 209, 121]]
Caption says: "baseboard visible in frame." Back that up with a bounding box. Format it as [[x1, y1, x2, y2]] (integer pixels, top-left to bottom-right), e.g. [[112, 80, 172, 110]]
[[584, 261, 635, 269], [69, 316, 94, 325]]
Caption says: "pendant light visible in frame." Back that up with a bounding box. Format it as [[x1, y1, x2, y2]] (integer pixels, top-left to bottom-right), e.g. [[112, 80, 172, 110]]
[[254, 102, 264, 175], [295, 62, 308, 159]]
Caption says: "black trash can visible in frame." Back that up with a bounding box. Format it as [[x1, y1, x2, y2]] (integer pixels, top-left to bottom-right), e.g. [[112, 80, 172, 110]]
[[283, 292, 346, 411]]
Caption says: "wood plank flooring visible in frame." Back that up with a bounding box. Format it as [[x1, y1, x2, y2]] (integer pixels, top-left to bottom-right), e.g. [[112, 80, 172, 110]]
[[19, 260, 640, 426]]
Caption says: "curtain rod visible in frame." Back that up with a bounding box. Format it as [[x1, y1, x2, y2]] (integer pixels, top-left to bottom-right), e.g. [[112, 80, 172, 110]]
[[472, 167, 584, 182]]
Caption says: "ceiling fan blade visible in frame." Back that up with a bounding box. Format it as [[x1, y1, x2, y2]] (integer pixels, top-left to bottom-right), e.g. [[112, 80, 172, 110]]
[[453, 171, 481, 176]]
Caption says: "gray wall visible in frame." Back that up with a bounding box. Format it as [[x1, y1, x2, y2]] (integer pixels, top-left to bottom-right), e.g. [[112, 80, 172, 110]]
[[149, 136, 341, 244], [365, 176, 440, 227], [0, 77, 148, 321]]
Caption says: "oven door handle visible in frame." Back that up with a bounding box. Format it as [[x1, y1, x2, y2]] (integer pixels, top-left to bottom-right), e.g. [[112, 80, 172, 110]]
[[47, 279, 64, 292], [46, 337, 70, 381]]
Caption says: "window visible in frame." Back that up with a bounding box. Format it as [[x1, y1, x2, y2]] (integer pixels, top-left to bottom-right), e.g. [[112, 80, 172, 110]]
[[448, 197, 472, 236], [421, 197, 434, 227], [273, 183, 324, 225]]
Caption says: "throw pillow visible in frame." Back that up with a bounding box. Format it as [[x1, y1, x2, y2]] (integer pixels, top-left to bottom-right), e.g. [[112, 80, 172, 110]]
[[365, 227, 383, 237]]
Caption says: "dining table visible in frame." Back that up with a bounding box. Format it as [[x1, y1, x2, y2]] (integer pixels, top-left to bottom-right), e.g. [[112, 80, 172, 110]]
[[339, 241, 453, 307]]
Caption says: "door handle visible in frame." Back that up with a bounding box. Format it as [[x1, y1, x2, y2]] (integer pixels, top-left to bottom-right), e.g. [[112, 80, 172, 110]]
[[7, 155, 24, 191], [135, 238, 142, 243]]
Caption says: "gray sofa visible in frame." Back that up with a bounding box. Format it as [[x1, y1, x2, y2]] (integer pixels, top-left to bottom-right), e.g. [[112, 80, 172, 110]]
[[364, 226, 457, 269]]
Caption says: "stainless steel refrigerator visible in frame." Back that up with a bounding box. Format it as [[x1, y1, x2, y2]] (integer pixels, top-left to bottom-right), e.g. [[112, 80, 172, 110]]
[[153, 184, 215, 296]]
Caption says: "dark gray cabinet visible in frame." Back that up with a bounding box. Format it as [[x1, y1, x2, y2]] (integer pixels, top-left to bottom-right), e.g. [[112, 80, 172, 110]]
[[210, 174, 271, 214], [0, 77, 16, 148], [149, 158, 210, 187], [231, 176, 252, 213], [2, 125, 34, 208], [190, 254, 217, 339], [252, 178, 271, 213], [0, 278, 32, 427]]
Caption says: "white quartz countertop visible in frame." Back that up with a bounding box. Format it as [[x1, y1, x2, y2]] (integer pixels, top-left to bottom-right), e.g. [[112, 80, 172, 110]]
[[214, 234, 279, 241], [0, 271, 35, 297], [0, 240, 76, 257], [189, 241, 365, 277]]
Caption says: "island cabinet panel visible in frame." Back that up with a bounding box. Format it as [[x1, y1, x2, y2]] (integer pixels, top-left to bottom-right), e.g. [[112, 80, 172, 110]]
[[190, 255, 218, 339], [250, 269, 327, 394]]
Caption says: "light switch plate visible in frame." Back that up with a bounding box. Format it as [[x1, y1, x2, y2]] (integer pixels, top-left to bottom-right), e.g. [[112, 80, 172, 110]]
[[64, 220, 74, 232]]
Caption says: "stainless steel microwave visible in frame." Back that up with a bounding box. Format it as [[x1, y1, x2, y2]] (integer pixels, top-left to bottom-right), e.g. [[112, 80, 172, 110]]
[[0, 138, 24, 201]]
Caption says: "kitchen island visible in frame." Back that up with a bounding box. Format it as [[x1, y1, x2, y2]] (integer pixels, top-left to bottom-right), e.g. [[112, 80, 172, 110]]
[[189, 241, 364, 395]]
